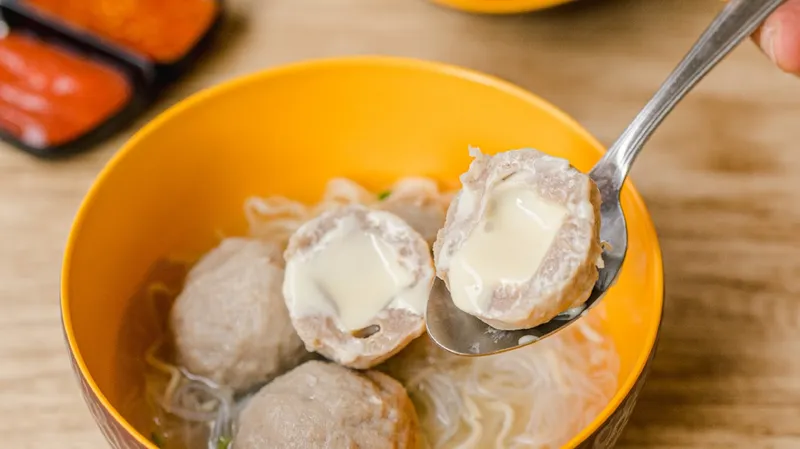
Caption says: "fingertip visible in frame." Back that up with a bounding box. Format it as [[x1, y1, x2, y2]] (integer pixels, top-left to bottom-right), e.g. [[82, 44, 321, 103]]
[[757, 20, 781, 68], [763, 0, 800, 75]]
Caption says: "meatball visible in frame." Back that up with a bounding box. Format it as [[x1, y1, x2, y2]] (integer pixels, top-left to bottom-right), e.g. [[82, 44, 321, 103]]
[[170, 237, 310, 392], [234, 360, 420, 449], [433, 147, 603, 330], [283, 205, 434, 369]]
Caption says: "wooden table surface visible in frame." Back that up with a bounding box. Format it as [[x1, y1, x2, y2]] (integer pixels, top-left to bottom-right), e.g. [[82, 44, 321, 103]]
[[2, 0, 800, 447]]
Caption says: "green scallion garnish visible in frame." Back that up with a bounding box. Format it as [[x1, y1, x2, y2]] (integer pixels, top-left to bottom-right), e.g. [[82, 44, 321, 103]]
[[151, 432, 164, 448], [217, 435, 232, 449]]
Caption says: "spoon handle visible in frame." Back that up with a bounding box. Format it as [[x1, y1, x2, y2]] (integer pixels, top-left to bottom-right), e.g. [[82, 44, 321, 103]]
[[590, 0, 786, 194]]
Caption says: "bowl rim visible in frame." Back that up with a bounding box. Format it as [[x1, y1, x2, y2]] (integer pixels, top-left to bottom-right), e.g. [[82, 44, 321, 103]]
[[61, 54, 664, 449], [431, 0, 575, 14]]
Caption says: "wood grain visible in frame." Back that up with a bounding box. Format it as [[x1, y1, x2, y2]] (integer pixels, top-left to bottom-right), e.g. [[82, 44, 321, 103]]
[[2, 0, 799, 447]]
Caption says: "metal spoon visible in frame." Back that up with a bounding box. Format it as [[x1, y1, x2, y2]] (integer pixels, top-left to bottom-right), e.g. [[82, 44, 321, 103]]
[[426, 0, 785, 356]]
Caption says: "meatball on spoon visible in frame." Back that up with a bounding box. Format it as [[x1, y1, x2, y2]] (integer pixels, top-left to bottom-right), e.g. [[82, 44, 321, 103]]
[[427, 0, 784, 356]]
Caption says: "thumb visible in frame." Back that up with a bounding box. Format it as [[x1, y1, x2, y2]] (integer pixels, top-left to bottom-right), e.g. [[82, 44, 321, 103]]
[[753, 0, 800, 74]]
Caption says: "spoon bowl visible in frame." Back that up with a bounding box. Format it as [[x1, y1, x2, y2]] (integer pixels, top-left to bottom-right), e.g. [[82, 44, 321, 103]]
[[426, 0, 785, 356], [426, 169, 628, 357]]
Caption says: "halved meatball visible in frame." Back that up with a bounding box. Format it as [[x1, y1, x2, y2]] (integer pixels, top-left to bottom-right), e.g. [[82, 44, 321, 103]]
[[283, 205, 434, 369], [434, 147, 603, 330]]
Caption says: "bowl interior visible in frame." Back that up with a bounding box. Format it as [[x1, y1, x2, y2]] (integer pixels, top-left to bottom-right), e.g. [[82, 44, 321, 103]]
[[62, 57, 663, 448]]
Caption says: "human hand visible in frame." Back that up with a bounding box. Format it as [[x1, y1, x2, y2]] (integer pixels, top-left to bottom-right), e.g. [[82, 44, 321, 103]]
[[754, 0, 800, 74]]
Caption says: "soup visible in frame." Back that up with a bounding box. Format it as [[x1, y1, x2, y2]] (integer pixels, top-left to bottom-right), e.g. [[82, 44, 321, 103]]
[[117, 174, 619, 449]]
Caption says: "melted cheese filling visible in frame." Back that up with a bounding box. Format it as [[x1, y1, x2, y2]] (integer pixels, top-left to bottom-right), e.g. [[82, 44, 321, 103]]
[[284, 216, 426, 332], [448, 180, 566, 314]]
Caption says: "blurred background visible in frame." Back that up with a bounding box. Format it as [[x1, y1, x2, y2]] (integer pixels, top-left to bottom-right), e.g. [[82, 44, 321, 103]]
[[2, 0, 800, 447]]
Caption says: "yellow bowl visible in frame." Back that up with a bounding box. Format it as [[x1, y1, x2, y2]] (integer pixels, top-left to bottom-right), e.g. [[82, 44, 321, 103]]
[[432, 0, 576, 14], [61, 56, 663, 449]]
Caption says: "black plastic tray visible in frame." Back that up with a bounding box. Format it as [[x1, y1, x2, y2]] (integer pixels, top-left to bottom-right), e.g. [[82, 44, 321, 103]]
[[0, 0, 223, 158]]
